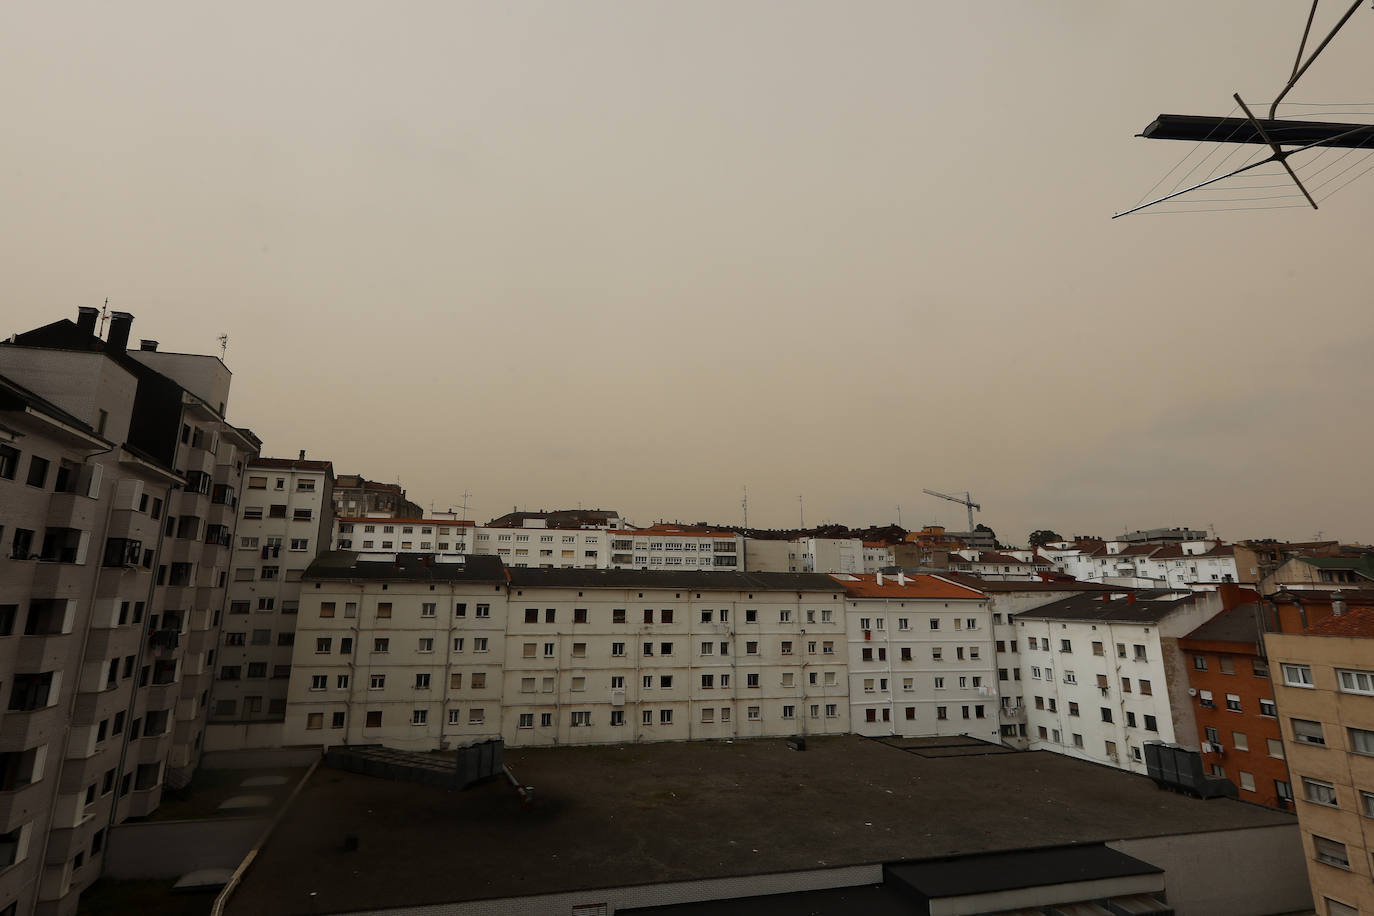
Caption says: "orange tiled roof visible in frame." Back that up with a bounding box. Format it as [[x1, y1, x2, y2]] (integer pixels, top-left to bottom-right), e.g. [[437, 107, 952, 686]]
[[1306, 606, 1374, 638], [830, 573, 985, 600]]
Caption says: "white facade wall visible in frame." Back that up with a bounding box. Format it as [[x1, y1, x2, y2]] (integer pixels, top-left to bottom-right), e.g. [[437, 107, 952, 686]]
[[212, 461, 332, 731], [283, 575, 852, 749], [283, 574, 508, 749], [1015, 619, 1177, 774], [844, 594, 998, 740], [606, 532, 744, 572]]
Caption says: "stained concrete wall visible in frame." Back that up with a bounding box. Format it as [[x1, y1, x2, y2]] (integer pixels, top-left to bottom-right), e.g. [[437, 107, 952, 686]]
[[1110, 823, 1309, 916], [105, 819, 268, 879]]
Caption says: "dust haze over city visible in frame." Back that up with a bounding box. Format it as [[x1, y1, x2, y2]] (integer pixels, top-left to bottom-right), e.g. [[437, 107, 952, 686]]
[[4, 1, 1372, 544], [10, 4, 1374, 916]]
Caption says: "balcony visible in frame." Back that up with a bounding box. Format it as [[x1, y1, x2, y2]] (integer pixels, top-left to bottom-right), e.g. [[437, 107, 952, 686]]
[[0, 705, 63, 752], [999, 705, 1026, 722]]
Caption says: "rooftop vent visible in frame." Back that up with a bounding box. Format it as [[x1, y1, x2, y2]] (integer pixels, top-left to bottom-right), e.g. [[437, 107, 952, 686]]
[[139, 339, 159, 351]]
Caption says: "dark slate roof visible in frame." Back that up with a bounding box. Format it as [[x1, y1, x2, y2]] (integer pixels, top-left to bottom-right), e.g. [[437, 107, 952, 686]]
[[303, 551, 507, 583], [886, 843, 1162, 898], [506, 567, 843, 593], [1181, 603, 1264, 646], [940, 572, 1115, 593], [1012, 590, 1195, 624]]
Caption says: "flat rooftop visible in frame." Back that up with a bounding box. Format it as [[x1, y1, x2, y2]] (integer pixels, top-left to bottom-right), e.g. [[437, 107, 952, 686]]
[[228, 736, 1294, 915]]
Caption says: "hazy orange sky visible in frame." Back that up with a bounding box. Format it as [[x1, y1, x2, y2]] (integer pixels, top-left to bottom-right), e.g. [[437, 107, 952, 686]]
[[4, 2, 1371, 544]]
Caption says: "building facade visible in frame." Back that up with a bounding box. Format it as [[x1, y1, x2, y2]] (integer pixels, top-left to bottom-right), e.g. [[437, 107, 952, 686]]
[[282, 559, 854, 749], [1265, 608, 1374, 916], [207, 455, 334, 749], [1013, 590, 1228, 775], [0, 309, 256, 916], [835, 573, 998, 740]]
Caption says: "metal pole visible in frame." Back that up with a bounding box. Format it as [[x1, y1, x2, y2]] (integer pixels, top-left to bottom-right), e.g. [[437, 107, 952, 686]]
[[1234, 93, 1318, 209], [1268, 0, 1365, 120]]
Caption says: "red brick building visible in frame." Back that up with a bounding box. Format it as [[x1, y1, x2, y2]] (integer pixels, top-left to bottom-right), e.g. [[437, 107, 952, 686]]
[[1180, 586, 1374, 809]]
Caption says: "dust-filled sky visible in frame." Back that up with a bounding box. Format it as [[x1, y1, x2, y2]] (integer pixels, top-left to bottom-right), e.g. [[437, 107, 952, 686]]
[[4, 2, 1372, 545]]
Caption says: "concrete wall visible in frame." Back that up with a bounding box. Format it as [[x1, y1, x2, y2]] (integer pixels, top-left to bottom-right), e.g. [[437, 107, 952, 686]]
[[1110, 824, 1309, 916], [104, 818, 268, 879], [203, 722, 287, 752], [339, 863, 882, 916]]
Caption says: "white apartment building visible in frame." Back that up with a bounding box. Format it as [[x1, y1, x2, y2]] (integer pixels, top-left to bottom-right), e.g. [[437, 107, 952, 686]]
[[1041, 540, 1238, 588], [333, 519, 747, 572], [1013, 590, 1226, 775], [282, 558, 853, 749], [207, 455, 334, 749], [834, 573, 997, 740]]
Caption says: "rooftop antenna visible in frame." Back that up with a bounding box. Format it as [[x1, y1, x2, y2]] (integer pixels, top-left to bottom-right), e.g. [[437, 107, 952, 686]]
[[1115, 0, 1372, 217], [896, 504, 902, 528], [97, 298, 110, 337], [458, 490, 471, 523], [218, 334, 229, 360], [798, 495, 805, 530], [741, 485, 749, 529]]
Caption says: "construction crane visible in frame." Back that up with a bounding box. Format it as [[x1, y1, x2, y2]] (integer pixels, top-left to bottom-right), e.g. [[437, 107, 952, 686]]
[[922, 489, 981, 532]]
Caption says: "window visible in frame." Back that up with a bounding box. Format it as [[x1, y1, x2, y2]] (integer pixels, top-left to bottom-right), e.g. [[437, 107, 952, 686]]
[[0, 443, 18, 480], [1338, 669, 1374, 695], [418, 637, 434, 653], [415, 673, 431, 689], [476, 604, 490, 618], [1282, 663, 1314, 688], [1292, 718, 1325, 746], [611, 642, 625, 657], [1192, 654, 1208, 671], [1144, 714, 1157, 732], [310, 675, 327, 690], [1198, 690, 1214, 708], [365, 711, 382, 728], [319, 602, 335, 618], [26, 455, 50, 488], [1060, 639, 1072, 653], [1350, 727, 1374, 755], [1139, 679, 1152, 696], [1326, 899, 1359, 916], [412, 709, 428, 726], [474, 638, 488, 652], [468, 709, 484, 725], [1133, 644, 1147, 660], [1304, 778, 1338, 807], [307, 713, 323, 730], [572, 711, 592, 727], [1225, 693, 1242, 712], [747, 706, 761, 721], [1312, 835, 1350, 869], [373, 638, 389, 653], [1259, 697, 1277, 717]]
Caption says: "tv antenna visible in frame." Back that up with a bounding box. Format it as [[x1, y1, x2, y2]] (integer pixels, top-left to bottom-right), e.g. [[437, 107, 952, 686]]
[[217, 334, 228, 359], [1115, 0, 1374, 217], [741, 486, 749, 529], [97, 298, 110, 337]]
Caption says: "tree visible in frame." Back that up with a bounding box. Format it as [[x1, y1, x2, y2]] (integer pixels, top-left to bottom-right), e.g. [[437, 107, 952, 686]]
[[1028, 529, 1063, 549]]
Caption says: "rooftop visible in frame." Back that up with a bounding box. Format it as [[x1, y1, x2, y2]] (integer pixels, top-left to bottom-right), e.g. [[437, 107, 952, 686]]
[[226, 735, 1292, 916], [247, 456, 334, 473], [303, 550, 507, 583], [1304, 606, 1374, 639], [1013, 590, 1195, 624], [1180, 603, 1265, 648], [828, 573, 984, 600]]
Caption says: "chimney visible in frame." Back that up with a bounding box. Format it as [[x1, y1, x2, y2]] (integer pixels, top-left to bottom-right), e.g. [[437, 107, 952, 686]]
[[897, 571, 907, 586], [139, 339, 158, 351], [299, 449, 306, 461], [76, 307, 99, 335], [105, 311, 134, 353], [875, 571, 884, 586], [1333, 592, 1346, 617]]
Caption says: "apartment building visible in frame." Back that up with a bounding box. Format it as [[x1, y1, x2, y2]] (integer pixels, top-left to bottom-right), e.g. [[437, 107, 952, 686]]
[[331, 475, 421, 518], [834, 573, 997, 740], [1265, 607, 1374, 916], [1041, 538, 1238, 588], [0, 308, 256, 915], [1176, 591, 1294, 808], [1013, 590, 1227, 775], [207, 455, 334, 749], [282, 556, 852, 749], [333, 519, 747, 572]]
